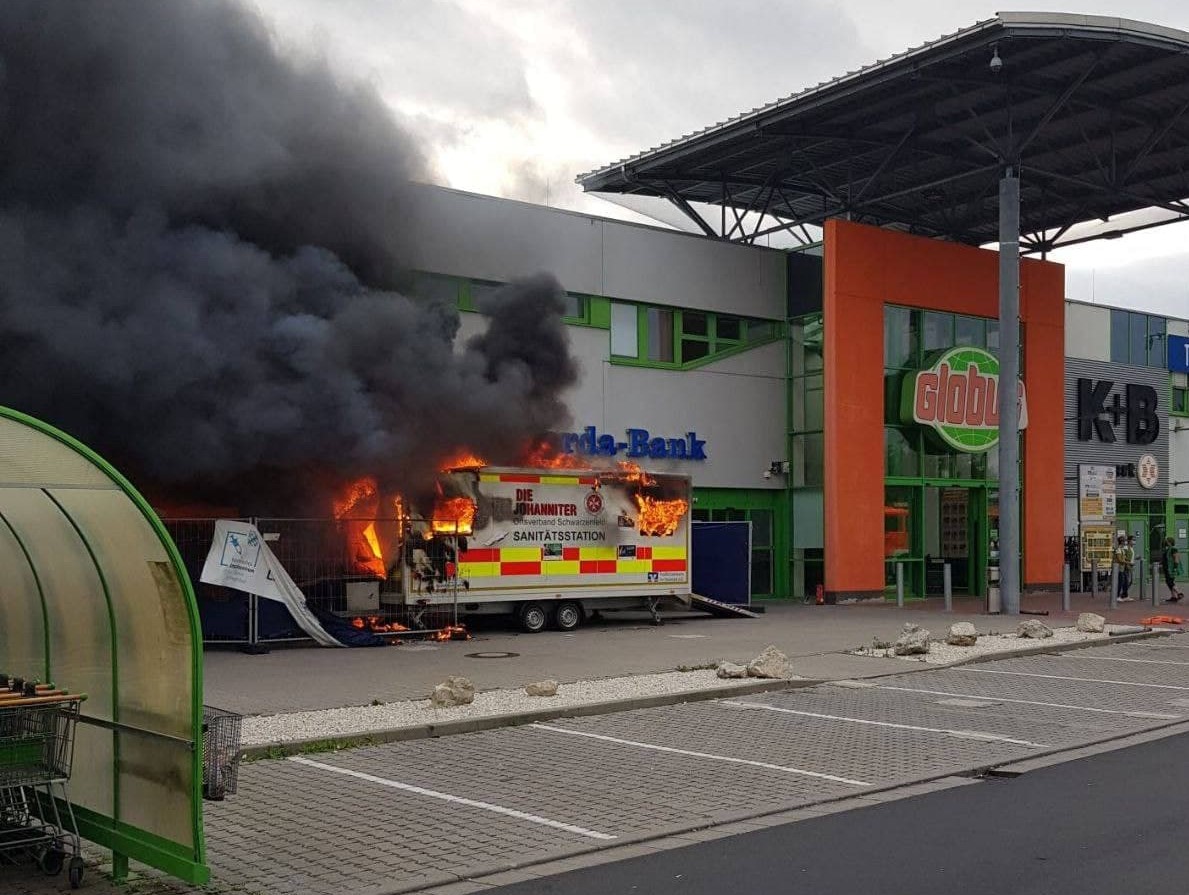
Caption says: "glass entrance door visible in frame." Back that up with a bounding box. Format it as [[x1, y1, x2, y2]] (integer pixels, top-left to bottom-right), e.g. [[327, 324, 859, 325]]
[[922, 485, 986, 596]]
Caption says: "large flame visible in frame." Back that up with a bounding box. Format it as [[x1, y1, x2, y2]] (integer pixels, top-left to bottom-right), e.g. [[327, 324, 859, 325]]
[[334, 476, 379, 518], [335, 476, 387, 578], [615, 461, 656, 487], [634, 494, 688, 537], [521, 438, 588, 469], [431, 496, 477, 536], [440, 450, 487, 471]]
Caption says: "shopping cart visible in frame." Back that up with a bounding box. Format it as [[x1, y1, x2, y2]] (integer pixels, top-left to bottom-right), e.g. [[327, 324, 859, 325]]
[[0, 679, 86, 889]]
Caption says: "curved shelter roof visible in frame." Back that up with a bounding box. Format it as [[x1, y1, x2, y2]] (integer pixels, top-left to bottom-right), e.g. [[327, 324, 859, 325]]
[[578, 12, 1189, 252], [0, 407, 207, 883]]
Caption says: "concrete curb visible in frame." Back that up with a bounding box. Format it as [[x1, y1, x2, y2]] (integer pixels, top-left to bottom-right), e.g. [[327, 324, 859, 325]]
[[240, 677, 816, 759], [242, 630, 1172, 759], [838, 628, 1169, 681]]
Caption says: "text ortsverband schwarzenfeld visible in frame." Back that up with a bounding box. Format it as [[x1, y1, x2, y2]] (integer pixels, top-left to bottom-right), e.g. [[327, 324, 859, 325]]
[[559, 426, 708, 461]]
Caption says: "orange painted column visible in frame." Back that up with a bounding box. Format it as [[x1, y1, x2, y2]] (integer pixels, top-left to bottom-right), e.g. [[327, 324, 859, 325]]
[[823, 236, 886, 599], [1020, 262, 1066, 588], [822, 219, 1065, 599]]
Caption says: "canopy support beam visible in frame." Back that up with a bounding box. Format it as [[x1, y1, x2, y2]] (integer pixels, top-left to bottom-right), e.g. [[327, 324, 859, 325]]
[[998, 165, 1021, 616]]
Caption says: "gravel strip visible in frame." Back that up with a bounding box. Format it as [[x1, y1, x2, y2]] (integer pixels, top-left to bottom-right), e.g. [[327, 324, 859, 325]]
[[241, 670, 775, 746], [850, 625, 1115, 665]]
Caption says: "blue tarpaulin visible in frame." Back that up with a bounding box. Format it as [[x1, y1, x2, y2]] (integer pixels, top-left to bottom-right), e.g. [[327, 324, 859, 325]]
[[692, 521, 751, 605]]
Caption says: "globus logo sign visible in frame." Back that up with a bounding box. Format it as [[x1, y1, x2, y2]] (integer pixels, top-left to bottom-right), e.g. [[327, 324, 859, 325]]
[[899, 347, 1028, 453]]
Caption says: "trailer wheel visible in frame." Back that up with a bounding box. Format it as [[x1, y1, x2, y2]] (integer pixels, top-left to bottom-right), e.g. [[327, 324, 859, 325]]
[[553, 601, 583, 631], [518, 602, 548, 633]]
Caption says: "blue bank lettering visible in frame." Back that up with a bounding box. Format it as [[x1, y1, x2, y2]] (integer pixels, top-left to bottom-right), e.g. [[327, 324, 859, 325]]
[[556, 427, 708, 461]]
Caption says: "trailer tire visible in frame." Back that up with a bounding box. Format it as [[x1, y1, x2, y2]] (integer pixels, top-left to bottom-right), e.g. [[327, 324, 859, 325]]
[[553, 601, 583, 631], [517, 602, 549, 633]]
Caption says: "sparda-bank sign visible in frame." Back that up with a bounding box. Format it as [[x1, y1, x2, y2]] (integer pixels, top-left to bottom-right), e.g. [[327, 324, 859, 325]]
[[559, 426, 707, 461], [900, 347, 1027, 453]]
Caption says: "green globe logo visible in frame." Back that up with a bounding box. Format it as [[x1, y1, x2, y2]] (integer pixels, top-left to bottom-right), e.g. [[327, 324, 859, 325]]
[[900, 347, 1026, 453]]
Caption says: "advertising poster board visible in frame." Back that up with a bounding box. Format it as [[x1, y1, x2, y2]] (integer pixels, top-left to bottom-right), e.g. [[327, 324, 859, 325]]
[[1078, 464, 1117, 523]]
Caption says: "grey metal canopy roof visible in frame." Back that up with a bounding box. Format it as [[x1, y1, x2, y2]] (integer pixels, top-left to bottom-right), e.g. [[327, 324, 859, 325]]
[[577, 12, 1189, 252]]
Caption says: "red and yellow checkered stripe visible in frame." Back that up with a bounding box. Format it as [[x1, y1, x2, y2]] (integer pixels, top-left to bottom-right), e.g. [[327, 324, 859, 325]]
[[479, 472, 598, 486], [459, 545, 687, 577]]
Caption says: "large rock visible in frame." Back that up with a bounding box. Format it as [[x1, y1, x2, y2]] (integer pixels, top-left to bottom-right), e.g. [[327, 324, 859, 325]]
[[1016, 619, 1054, 639], [1076, 612, 1106, 633], [747, 645, 791, 679], [945, 622, 979, 647], [524, 679, 559, 697], [716, 662, 749, 679], [430, 675, 475, 707], [893, 626, 931, 655]]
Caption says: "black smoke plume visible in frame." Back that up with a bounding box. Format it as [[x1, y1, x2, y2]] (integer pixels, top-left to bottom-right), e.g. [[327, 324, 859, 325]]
[[0, 1, 578, 512]]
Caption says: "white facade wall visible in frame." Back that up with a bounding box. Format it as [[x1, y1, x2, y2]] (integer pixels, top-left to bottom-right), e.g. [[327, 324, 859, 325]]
[[1064, 301, 1110, 361], [405, 184, 786, 318], [430, 186, 788, 491]]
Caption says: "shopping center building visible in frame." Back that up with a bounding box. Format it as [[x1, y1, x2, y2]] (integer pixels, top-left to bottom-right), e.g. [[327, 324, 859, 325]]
[[393, 14, 1189, 604], [403, 183, 1189, 602]]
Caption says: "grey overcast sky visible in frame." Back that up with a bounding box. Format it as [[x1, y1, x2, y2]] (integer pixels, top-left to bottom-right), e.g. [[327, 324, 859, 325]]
[[250, 1, 1189, 318]]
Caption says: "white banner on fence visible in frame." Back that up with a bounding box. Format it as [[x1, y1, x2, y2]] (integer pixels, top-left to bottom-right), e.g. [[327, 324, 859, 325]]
[[200, 520, 343, 647]]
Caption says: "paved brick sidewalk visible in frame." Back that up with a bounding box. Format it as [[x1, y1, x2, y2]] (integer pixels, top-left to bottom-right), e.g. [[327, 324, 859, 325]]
[[188, 633, 1188, 895], [204, 593, 1167, 716]]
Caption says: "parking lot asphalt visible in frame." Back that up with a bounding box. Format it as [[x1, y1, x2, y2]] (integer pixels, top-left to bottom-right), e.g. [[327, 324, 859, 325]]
[[204, 594, 1173, 715], [193, 633, 1189, 895]]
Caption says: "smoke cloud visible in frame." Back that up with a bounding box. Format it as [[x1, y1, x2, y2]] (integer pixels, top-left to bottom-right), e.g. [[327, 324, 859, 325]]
[[0, 1, 578, 512]]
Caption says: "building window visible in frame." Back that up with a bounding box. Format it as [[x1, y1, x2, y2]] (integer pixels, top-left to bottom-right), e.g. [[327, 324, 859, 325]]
[[411, 272, 461, 305], [717, 316, 743, 342], [562, 293, 587, 321], [1173, 373, 1189, 416], [646, 308, 675, 362], [610, 302, 638, 357], [608, 302, 780, 367], [1110, 309, 1166, 366]]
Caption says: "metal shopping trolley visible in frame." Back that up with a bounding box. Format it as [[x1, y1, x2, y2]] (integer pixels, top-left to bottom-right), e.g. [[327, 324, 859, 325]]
[[0, 678, 86, 888]]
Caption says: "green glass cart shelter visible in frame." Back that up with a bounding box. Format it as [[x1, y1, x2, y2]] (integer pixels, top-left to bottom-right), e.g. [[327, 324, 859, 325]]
[[0, 407, 207, 883]]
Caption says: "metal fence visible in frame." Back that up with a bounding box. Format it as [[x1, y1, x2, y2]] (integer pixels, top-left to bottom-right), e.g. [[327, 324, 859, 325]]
[[161, 515, 463, 647]]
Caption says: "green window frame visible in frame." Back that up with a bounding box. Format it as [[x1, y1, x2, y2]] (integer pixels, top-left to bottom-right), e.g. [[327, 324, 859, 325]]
[[610, 303, 783, 370]]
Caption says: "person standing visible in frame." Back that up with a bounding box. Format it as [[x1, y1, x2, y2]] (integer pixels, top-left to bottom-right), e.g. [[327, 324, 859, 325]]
[[1161, 537, 1184, 603], [1115, 534, 1135, 602]]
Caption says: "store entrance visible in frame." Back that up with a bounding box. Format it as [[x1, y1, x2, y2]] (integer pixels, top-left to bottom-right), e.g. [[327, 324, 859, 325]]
[[922, 485, 987, 596]]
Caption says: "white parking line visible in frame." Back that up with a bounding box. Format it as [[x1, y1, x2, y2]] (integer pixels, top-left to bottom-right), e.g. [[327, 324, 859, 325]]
[[529, 723, 870, 786], [719, 701, 1049, 748], [955, 668, 1189, 691], [289, 756, 616, 840], [1061, 655, 1189, 667], [876, 685, 1181, 720]]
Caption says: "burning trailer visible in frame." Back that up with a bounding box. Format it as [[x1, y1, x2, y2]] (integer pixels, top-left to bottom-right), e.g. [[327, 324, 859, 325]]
[[333, 463, 693, 633]]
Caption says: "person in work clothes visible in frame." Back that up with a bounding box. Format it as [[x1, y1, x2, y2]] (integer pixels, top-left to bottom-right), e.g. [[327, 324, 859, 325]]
[[1115, 534, 1135, 602], [1162, 537, 1184, 603]]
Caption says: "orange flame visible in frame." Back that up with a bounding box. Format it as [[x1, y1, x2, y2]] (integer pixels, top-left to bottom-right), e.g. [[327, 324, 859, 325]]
[[334, 477, 388, 577], [440, 450, 487, 471], [434, 624, 472, 641], [521, 438, 588, 469], [350, 616, 411, 634], [634, 494, 688, 537], [334, 477, 378, 519], [615, 461, 656, 487], [431, 496, 477, 536]]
